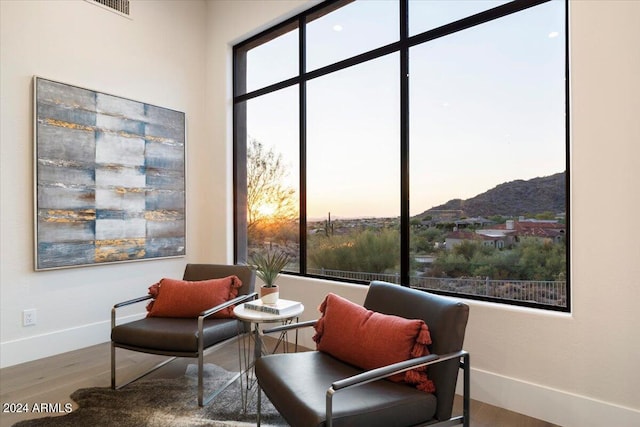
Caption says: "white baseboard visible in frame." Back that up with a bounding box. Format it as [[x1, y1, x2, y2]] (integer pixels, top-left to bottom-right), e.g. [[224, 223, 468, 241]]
[[462, 367, 640, 427], [0, 313, 144, 369]]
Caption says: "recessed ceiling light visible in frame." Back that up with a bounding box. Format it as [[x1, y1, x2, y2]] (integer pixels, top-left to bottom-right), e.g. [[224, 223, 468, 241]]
[[548, 31, 559, 38], [333, 24, 343, 32]]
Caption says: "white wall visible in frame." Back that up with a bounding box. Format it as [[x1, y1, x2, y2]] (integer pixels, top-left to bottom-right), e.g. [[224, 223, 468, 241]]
[[0, 0, 211, 367], [204, 1, 640, 426]]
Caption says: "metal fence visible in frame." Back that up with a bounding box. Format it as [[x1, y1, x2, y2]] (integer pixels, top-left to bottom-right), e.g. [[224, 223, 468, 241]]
[[411, 276, 567, 307], [308, 268, 401, 284], [307, 268, 567, 307]]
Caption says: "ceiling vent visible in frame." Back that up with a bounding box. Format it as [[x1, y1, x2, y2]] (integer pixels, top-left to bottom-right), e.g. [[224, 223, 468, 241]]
[[85, 0, 131, 18]]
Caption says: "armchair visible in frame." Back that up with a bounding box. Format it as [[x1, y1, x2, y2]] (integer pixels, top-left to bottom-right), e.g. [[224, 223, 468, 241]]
[[111, 263, 256, 406], [255, 281, 470, 426]]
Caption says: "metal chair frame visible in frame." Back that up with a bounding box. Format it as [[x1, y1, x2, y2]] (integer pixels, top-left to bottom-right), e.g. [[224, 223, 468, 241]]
[[110, 264, 256, 407], [256, 282, 470, 426], [111, 292, 257, 406], [258, 320, 470, 427]]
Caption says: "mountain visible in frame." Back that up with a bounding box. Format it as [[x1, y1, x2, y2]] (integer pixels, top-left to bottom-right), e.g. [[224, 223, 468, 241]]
[[416, 172, 566, 219]]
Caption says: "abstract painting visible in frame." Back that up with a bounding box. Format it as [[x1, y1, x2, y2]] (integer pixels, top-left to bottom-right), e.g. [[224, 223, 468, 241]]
[[34, 77, 185, 270]]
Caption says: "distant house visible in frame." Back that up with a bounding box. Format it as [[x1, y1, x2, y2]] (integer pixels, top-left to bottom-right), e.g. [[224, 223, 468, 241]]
[[445, 230, 509, 250], [445, 219, 565, 250], [454, 217, 495, 228], [490, 219, 566, 243]]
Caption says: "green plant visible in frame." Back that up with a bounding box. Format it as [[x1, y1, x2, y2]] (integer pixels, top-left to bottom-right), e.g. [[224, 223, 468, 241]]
[[251, 250, 290, 287]]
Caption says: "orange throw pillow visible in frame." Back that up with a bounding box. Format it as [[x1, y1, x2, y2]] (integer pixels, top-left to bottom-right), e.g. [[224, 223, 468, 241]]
[[312, 293, 435, 393], [146, 276, 242, 318]]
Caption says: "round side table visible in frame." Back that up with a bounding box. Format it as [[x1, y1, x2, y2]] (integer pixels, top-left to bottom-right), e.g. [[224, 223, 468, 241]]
[[233, 301, 305, 411]]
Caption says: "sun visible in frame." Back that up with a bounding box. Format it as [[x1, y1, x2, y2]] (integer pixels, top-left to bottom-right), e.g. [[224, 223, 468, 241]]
[[256, 202, 278, 218]]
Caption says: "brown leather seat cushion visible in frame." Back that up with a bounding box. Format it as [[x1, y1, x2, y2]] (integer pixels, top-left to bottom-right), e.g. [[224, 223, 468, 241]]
[[255, 351, 437, 427], [111, 317, 239, 353]]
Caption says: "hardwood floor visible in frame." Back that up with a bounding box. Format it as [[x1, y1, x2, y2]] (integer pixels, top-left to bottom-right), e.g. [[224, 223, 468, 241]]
[[0, 341, 558, 427]]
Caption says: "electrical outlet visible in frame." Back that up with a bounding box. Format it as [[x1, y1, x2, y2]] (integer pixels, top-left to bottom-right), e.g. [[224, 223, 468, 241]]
[[23, 309, 37, 326]]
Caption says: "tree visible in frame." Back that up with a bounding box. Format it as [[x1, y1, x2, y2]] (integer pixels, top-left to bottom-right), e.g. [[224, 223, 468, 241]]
[[308, 229, 399, 273], [534, 211, 556, 220], [246, 138, 297, 246], [515, 237, 566, 281], [430, 236, 566, 281], [411, 227, 445, 254]]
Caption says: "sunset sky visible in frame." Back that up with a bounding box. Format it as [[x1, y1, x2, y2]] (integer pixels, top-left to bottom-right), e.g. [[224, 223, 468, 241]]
[[245, 0, 566, 219]]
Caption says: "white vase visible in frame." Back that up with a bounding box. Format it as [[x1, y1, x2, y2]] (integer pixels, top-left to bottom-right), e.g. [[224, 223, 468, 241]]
[[260, 285, 279, 304]]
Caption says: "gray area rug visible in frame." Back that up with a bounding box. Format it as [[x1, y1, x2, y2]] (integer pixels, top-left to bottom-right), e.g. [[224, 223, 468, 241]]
[[12, 364, 288, 427]]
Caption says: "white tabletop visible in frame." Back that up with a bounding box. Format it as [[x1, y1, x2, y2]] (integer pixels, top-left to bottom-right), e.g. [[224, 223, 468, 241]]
[[234, 301, 304, 323]]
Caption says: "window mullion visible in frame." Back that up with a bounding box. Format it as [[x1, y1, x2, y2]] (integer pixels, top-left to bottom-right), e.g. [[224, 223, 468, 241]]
[[400, 0, 410, 286], [233, 49, 248, 265], [299, 16, 308, 275]]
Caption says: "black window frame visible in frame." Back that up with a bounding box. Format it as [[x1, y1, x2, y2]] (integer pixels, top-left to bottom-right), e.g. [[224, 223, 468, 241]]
[[233, 0, 570, 312]]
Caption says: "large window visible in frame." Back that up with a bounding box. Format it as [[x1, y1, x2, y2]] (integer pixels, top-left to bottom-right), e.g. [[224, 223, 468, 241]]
[[234, 0, 569, 311]]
